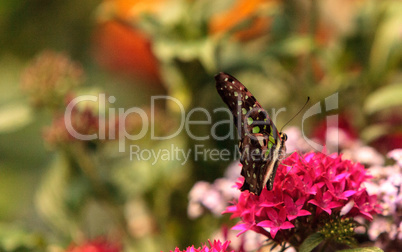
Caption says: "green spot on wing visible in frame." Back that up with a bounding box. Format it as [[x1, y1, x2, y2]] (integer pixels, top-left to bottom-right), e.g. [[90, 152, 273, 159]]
[[269, 136, 275, 144], [252, 127, 260, 133], [234, 92, 238, 97], [268, 141, 273, 150], [242, 108, 247, 115], [247, 117, 253, 125]]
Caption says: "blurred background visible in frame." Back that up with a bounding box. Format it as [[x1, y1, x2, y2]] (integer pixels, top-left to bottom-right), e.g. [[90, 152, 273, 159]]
[[0, 0, 401, 251]]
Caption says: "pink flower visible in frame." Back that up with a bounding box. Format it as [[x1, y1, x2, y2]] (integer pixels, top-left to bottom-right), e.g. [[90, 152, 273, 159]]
[[308, 190, 343, 215], [256, 207, 294, 238], [214, 226, 267, 252], [283, 195, 311, 221], [21, 50, 84, 108], [388, 149, 402, 167], [224, 152, 380, 244], [188, 162, 241, 219], [168, 240, 234, 252], [365, 148, 402, 250]]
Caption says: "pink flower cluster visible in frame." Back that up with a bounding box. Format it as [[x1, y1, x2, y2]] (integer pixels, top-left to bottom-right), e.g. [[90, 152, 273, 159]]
[[169, 240, 234, 252], [224, 152, 381, 240], [188, 161, 241, 219], [365, 149, 402, 249]]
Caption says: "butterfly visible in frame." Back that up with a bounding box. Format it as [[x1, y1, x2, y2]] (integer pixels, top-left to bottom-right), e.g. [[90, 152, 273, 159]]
[[215, 72, 287, 195]]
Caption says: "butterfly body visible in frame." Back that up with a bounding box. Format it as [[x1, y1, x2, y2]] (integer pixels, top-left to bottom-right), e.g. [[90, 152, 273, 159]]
[[215, 72, 287, 195]]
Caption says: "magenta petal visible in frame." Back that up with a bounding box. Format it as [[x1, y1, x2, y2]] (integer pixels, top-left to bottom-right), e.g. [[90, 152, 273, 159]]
[[298, 210, 311, 216], [342, 190, 356, 198], [309, 199, 332, 215], [278, 208, 288, 221], [328, 201, 343, 209], [269, 227, 279, 239], [322, 207, 332, 215], [295, 197, 307, 205], [287, 209, 311, 220], [260, 202, 281, 208], [308, 199, 319, 207], [281, 222, 295, 230], [335, 173, 348, 181], [222, 205, 237, 214], [256, 220, 275, 228], [232, 223, 250, 236], [360, 211, 373, 221]]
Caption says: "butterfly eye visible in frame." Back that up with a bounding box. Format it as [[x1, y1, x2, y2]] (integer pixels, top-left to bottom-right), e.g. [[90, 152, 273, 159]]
[[280, 132, 288, 141]]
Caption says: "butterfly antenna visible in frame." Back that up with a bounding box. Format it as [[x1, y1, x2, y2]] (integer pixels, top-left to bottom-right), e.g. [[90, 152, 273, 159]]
[[280, 97, 310, 132]]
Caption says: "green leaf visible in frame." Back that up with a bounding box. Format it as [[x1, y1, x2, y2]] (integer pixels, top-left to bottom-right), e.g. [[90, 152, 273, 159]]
[[0, 102, 32, 133], [0, 224, 45, 251], [35, 155, 80, 236], [279, 36, 314, 56], [364, 83, 402, 114], [360, 124, 390, 143], [369, 2, 402, 76], [338, 247, 383, 252], [299, 233, 325, 252]]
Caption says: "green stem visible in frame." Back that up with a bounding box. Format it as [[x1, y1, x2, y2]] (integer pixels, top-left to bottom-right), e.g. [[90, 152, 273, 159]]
[[317, 239, 330, 252], [67, 142, 129, 236]]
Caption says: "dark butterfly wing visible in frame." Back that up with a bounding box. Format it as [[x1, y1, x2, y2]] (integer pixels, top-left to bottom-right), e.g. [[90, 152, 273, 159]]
[[215, 72, 286, 195], [239, 133, 269, 194], [215, 72, 280, 141]]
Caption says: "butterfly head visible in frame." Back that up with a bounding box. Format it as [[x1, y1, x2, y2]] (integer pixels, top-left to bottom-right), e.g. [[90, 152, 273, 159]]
[[279, 132, 287, 141], [278, 132, 287, 159]]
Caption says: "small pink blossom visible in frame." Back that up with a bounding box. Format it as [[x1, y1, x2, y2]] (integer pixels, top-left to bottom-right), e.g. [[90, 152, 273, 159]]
[[365, 148, 402, 250], [168, 240, 234, 252], [188, 162, 241, 219], [283, 195, 311, 221], [213, 226, 267, 252], [308, 190, 343, 215], [256, 207, 294, 239], [388, 149, 402, 167]]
